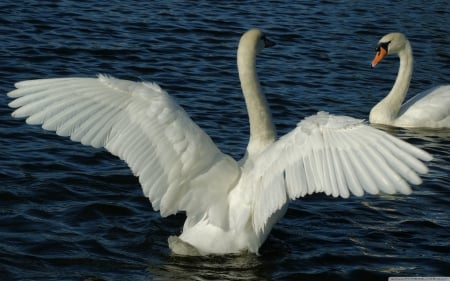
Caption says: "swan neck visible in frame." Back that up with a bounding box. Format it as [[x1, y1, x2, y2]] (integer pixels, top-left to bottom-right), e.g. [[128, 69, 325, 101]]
[[388, 41, 413, 110], [237, 44, 275, 157], [371, 40, 413, 123]]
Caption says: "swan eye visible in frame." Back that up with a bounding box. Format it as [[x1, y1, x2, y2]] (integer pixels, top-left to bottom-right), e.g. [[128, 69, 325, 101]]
[[376, 41, 391, 52]]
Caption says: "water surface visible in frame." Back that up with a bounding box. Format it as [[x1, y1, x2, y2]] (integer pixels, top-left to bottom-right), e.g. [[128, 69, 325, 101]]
[[0, 1, 449, 280]]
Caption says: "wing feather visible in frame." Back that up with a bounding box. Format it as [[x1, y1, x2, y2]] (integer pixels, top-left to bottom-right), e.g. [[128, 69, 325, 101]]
[[328, 147, 349, 198], [8, 75, 240, 223], [339, 148, 365, 197], [250, 111, 432, 233], [372, 135, 423, 185], [325, 131, 349, 198]]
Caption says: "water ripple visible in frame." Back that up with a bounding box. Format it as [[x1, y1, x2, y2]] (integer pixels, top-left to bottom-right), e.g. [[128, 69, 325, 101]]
[[0, 0, 449, 280]]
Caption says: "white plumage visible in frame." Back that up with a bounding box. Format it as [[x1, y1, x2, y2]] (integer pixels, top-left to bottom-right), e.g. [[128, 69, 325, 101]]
[[8, 29, 432, 255], [370, 32, 450, 128]]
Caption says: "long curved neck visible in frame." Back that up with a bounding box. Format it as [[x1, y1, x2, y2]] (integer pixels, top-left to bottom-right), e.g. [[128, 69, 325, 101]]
[[371, 40, 413, 123], [237, 45, 276, 157], [388, 41, 413, 111]]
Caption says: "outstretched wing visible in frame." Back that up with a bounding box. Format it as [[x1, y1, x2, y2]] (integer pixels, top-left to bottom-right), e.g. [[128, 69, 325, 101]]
[[8, 74, 240, 223], [249, 111, 432, 232]]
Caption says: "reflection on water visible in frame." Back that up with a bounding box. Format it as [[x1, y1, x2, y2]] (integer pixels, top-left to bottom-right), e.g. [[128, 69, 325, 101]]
[[150, 253, 270, 281]]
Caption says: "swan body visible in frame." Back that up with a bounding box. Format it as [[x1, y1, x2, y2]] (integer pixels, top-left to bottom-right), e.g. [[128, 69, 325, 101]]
[[8, 29, 432, 256], [370, 32, 450, 128]]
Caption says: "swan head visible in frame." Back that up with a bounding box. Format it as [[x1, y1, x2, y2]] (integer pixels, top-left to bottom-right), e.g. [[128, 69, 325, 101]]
[[238, 29, 276, 56], [371, 32, 408, 68]]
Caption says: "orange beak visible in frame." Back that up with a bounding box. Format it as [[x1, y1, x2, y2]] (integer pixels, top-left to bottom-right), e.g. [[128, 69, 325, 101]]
[[371, 46, 387, 68]]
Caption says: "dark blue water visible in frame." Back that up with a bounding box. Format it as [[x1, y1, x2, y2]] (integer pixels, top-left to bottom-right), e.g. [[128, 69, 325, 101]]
[[1, 1, 449, 280]]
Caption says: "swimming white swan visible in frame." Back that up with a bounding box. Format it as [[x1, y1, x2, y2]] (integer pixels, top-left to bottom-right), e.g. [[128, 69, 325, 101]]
[[370, 32, 450, 128], [8, 29, 432, 256]]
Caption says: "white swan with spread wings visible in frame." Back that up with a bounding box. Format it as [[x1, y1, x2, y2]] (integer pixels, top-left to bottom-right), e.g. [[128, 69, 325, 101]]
[[8, 29, 432, 256], [370, 32, 450, 128]]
